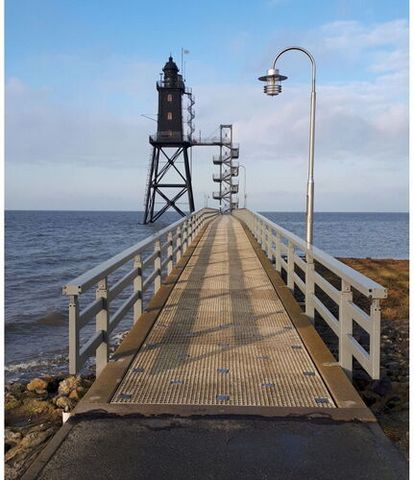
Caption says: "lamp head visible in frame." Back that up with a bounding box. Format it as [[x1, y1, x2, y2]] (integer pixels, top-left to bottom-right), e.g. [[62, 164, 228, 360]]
[[258, 68, 288, 96]]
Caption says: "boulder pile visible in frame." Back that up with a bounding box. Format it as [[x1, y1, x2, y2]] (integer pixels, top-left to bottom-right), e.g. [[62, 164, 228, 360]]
[[5, 374, 95, 480]]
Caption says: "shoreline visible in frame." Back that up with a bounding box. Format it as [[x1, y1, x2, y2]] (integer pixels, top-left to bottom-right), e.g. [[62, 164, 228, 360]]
[[4, 258, 409, 478]]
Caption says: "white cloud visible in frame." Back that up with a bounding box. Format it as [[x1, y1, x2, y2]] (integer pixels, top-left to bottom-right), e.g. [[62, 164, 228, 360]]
[[5, 77, 151, 168], [319, 19, 408, 51]]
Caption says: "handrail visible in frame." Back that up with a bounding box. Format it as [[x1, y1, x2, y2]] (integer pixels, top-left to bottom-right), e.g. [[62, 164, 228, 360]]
[[63, 216, 189, 295], [63, 207, 218, 376], [252, 211, 386, 298], [233, 208, 387, 380]]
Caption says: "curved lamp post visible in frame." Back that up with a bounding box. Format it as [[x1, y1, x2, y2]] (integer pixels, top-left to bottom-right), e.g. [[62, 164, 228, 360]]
[[239, 164, 247, 208], [259, 46, 316, 245]]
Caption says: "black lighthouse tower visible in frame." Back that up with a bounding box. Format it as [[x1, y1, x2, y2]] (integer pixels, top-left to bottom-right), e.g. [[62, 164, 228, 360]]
[[143, 56, 195, 224]]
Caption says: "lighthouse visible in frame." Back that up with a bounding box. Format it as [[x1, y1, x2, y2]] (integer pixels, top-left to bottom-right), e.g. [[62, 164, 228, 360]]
[[156, 56, 185, 143], [143, 56, 194, 223]]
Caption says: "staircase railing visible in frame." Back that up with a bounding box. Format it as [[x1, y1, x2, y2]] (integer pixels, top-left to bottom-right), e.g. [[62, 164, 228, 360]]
[[63, 208, 218, 376], [233, 208, 387, 380]]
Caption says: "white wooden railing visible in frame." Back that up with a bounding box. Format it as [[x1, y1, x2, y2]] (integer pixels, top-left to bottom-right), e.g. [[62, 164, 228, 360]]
[[63, 208, 218, 376], [233, 209, 387, 379]]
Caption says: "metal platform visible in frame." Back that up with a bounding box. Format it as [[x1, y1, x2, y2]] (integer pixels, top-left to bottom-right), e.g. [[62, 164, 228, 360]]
[[111, 216, 334, 408]]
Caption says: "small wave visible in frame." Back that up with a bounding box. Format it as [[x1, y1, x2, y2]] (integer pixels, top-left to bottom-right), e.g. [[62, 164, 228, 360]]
[[5, 355, 67, 374], [5, 354, 97, 383], [6, 311, 67, 333], [36, 311, 67, 327]]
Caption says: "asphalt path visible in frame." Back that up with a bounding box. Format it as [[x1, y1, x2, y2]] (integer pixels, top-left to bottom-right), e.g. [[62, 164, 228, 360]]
[[24, 415, 408, 480]]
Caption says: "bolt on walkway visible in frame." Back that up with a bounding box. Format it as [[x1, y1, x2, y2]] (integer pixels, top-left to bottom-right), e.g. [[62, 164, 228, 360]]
[[111, 216, 335, 409]]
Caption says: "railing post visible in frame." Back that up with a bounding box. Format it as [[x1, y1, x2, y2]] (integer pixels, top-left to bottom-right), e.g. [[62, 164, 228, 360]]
[[266, 226, 272, 259], [167, 231, 173, 275], [133, 254, 143, 323], [154, 239, 161, 292], [193, 215, 197, 237], [188, 216, 193, 244], [259, 220, 264, 247], [183, 221, 188, 253], [68, 295, 80, 375], [305, 253, 315, 323], [339, 279, 353, 377], [176, 226, 182, 262], [198, 213, 203, 234], [275, 233, 282, 272], [95, 277, 109, 377], [370, 298, 381, 379], [194, 214, 199, 237], [287, 241, 294, 290]]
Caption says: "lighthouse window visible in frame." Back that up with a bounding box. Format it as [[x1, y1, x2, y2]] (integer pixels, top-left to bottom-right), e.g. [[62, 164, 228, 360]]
[[167, 112, 173, 120], [167, 94, 173, 102]]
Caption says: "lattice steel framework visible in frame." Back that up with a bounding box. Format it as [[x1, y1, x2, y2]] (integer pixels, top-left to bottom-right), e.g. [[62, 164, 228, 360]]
[[212, 125, 239, 213], [143, 141, 194, 223]]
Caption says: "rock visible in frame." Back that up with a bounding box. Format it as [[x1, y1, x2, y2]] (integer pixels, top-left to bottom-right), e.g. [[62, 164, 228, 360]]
[[58, 376, 80, 396], [6, 428, 55, 463], [68, 389, 80, 401], [371, 377, 392, 397], [5, 429, 22, 448], [5, 444, 29, 463], [5, 393, 22, 411], [27, 378, 48, 394], [47, 376, 63, 394], [69, 386, 86, 401], [361, 390, 381, 408], [19, 428, 54, 450], [21, 398, 53, 416], [54, 396, 76, 412], [24, 423, 49, 434], [8, 383, 26, 397], [4, 374, 96, 480], [385, 395, 402, 410]]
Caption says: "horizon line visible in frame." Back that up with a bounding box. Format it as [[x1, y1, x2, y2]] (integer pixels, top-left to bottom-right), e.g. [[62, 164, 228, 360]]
[[4, 209, 409, 214]]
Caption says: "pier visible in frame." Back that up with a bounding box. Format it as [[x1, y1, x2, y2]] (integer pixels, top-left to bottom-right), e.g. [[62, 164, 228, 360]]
[[23, 209, 407, 479]]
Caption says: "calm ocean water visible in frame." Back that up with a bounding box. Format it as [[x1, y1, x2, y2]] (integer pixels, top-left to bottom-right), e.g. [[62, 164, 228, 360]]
[[5, 210, 408, 381]]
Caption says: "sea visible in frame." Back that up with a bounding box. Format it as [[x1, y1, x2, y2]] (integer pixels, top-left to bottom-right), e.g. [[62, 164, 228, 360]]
[[5, 210, 409, 382]]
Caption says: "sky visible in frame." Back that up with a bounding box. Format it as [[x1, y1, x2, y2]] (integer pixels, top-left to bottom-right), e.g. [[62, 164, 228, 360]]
[[5, 0, 409, 211]]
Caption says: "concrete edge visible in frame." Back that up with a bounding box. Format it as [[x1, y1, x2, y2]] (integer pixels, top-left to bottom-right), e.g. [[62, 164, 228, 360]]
[[239, 219, 376, 420], [21, 420, 76, 480], [73, 402, 374, 422]]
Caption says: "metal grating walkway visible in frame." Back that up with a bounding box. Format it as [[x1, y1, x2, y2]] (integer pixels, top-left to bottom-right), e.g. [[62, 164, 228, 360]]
[[111, 216, 335, 408]]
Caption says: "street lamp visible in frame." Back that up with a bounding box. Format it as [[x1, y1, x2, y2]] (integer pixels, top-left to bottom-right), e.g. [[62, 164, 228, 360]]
[[239, 164, 247, 208], [259, 46, 316, 245]]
